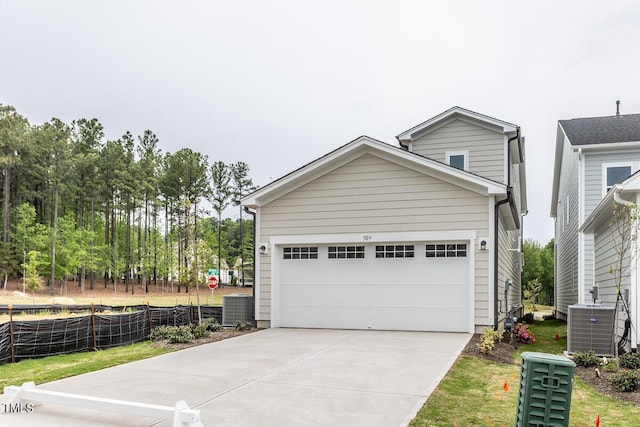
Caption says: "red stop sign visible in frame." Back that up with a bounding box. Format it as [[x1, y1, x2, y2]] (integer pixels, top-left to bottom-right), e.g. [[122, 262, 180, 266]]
[[208, 276, 218, 289]]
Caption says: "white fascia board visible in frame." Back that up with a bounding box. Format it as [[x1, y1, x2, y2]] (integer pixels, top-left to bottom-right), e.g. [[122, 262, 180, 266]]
[[242, 136, 505, 207], [550, 124, 567, 217], [396, 106, 517, 142], [572, 140, 640, 151]]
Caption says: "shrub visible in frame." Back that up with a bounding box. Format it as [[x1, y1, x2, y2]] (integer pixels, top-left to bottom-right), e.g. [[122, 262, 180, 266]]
[[477, 327, 503, 355], [191, 323, 211, 339], [611, 370, 639, 392], [573, 351, 600, 367], [169, 326, 195, 343], [201, 318, 223, 332], [619, 353, 640, 370], [513, 323, 536, 344], [234, 321, 253, 331], [519, 313, 535, 324], [602, 358, 618, 373], [149, 325, 175, 341], [150, 325, 198, 343]]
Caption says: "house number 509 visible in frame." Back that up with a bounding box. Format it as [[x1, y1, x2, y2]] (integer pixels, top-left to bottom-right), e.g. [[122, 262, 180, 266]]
[[363, 235, 372, 241]]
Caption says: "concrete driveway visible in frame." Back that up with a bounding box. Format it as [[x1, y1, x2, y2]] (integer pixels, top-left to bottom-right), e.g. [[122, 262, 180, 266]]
[[1, 329, 470, 427]]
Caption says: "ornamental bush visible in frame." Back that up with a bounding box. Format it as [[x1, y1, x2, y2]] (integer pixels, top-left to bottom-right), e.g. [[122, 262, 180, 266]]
[[191, 323, 211, 339], [477, 327, 503, 355], [611, 370, 639, 392], [619, 353, 640, 370], [201, 318, 224, 332], [169, 326, 195, 343], [513, 323, 536, 344], [572, 351, 600, 367]]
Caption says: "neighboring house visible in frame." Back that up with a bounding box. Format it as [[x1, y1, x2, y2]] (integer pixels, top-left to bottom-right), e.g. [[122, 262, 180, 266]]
[[580, 172, 640, 353], [242, 107, 526, 333], [551, 108, 640, 325]]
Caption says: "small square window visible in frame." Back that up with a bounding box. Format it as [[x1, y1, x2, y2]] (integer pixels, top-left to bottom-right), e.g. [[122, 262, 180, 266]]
[[446, 150, 468, 170], [606, 165, 632, 192]]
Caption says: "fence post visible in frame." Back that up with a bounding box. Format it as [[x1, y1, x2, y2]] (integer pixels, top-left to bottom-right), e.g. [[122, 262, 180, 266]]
[[8, 304, 15, 363], [146, 302, 153, 335], [91, 302, 98, 350], [189, 302, 194, 325]]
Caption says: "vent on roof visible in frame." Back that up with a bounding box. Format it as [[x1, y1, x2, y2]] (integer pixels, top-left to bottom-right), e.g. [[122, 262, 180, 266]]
[[567, 304, 616, 356], [616, 100, 620, 117], [222, 294, 255, 327]]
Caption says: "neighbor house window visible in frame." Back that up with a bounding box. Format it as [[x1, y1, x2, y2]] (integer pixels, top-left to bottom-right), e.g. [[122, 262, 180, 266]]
[[425, 243, 467, 258], [603, 164, 632, 194], [283, 247, 318, 260], [446, 150, 468, 170], [328, 246, 365, 259], [375, 245, 414, 258]]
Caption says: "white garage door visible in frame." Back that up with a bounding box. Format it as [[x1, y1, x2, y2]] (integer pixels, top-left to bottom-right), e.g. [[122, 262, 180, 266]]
[[276, 242, 471, 332]]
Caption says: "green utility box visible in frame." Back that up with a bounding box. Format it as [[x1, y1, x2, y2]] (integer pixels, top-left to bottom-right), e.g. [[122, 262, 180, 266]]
[[515, 352, 576, 427]]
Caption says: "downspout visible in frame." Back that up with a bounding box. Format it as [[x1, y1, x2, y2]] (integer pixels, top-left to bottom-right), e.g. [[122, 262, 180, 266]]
[[244, 206, 257, 326], [494, 128, 520, 330]]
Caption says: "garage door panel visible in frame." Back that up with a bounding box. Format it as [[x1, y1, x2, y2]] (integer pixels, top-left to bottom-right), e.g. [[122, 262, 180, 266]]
[[277, 242, 471, 332], [279, 305, 468, 332], [280, 284, 467, 308]]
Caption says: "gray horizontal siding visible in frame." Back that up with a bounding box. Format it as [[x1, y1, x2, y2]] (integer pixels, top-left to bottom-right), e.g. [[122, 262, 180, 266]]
[[555, 137, 580, 316], [411, 118, 505, 183], [258, 153, 490, 323], [593, 218, 630, 344]]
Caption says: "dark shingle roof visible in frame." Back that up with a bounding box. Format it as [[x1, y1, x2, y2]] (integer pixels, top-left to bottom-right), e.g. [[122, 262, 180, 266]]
[[560, 114, 640, 145]]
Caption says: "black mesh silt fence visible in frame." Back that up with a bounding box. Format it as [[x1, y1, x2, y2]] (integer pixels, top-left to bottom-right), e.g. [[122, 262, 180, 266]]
[[0, 304, 223, 365], [0, 322, 11, 364], [7, 316, 94, 364], [94, 311, 150, 350]]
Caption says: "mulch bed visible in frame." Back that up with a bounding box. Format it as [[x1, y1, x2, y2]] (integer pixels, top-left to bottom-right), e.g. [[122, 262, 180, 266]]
[[462, 333, 640, 405], [150, 329, 257, 351]]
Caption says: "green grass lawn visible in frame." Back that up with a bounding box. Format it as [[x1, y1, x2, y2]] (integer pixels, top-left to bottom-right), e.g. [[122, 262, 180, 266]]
[[0, 342, 171, 392], [410, 320, 640, 426]]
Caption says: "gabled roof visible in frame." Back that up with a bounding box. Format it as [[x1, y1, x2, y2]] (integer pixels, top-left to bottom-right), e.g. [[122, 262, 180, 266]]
[[396, 106, 518, 144], [560, 114, 640, 146], [241, 135, 507, 208], [551, 112, 640, 217]]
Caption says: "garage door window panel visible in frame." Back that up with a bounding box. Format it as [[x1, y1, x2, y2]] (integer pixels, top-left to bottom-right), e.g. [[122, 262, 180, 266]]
[[375, 245, 414, 258], [283, 247, 318, 260], [328, 246, 364, 259], [426, 243, 467, 258]]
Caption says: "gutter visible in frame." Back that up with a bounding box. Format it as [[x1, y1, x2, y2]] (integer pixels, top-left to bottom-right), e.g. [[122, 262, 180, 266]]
[[243, 206, 257, 327], [494, 128, 520, 330]]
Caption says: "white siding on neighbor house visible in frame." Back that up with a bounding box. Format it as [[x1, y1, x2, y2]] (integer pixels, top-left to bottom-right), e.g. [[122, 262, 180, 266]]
[[257, 153, 491, 326], [555, 136, 581, 317], [582, 150, 640, 304], [410, 118, 505, 183], [497, 214, 522, 321], [593, 219, 631, 345]]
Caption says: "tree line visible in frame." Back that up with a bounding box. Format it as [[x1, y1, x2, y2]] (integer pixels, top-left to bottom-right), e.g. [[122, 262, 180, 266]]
[[522, 238, 554, 306], [0, 104, 257, 295]]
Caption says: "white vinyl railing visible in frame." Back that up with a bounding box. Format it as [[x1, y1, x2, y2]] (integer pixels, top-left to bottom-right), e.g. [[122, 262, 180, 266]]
[[3, 382, 204, 427]]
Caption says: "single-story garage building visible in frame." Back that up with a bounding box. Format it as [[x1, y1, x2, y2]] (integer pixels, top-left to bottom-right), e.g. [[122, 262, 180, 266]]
[[242, 107, 527, 333]]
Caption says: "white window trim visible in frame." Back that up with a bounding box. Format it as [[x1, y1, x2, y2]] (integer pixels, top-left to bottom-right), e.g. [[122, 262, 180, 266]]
[[446, 150, 469, 170], [602, 162, 635, 197]]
